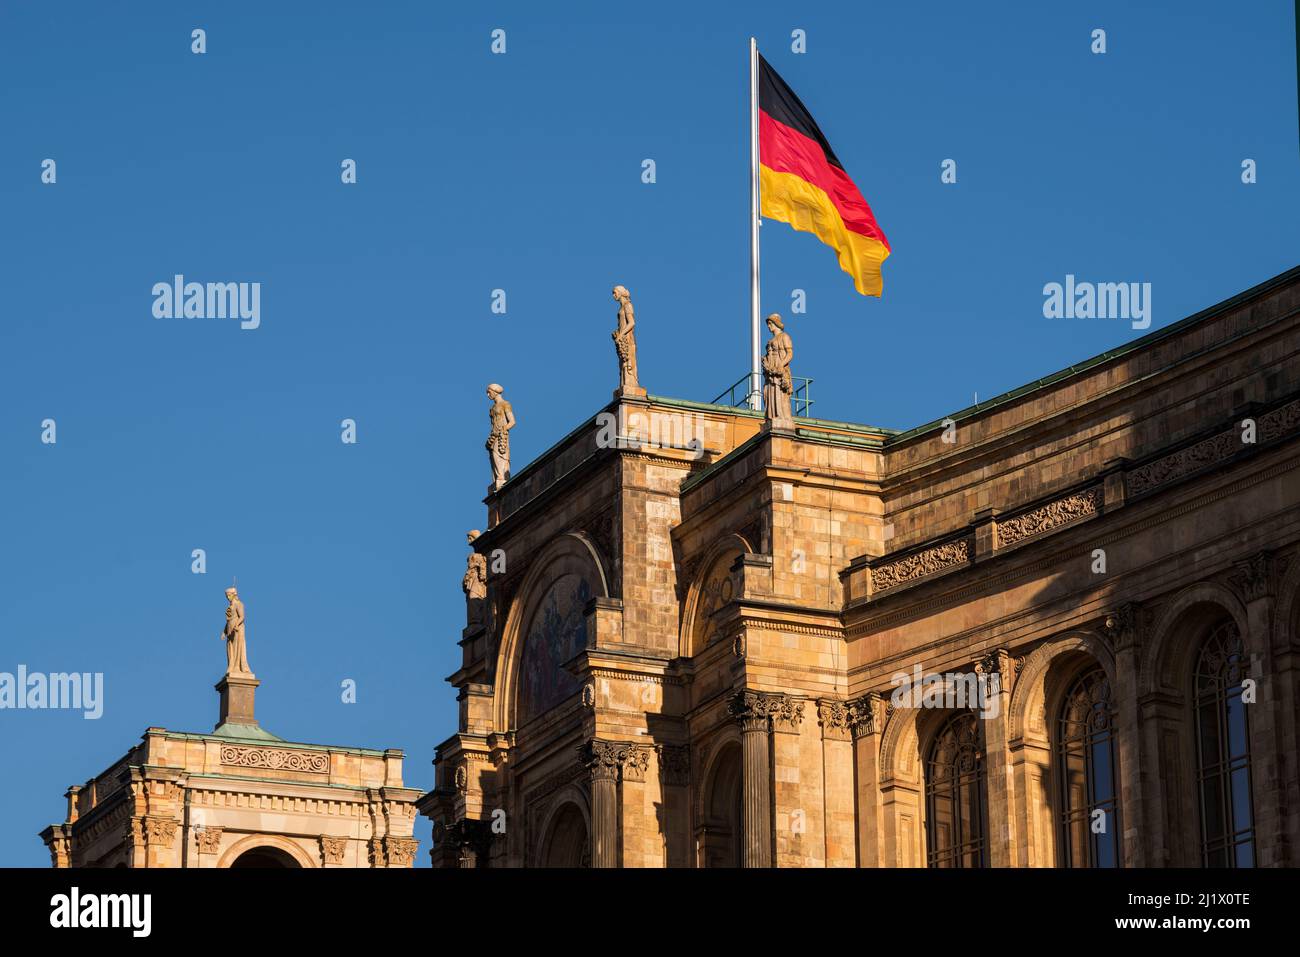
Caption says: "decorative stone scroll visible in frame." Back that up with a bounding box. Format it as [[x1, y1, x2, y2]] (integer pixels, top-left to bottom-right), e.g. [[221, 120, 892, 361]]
[[871, 538, 971, 594], [996, 486, 1103, 547], [220, 745, 329, 774]]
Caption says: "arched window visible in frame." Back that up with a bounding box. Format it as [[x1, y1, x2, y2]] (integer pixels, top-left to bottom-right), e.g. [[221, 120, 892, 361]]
[[1056, 667, 1121, 867], [1195, 621, 1255, 867], [925, 711, 987, 868]]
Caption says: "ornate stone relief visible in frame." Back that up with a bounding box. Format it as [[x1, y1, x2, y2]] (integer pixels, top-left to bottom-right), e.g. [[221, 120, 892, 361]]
[[871, 538, 971, 594], [996, 486, 1103, 547], [220, 745, 329, 774]]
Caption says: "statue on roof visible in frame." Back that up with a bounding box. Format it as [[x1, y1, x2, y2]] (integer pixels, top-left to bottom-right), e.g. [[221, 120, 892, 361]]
[[486, 384, 516, 491], [612, 285, 645, 397], [762, 313, 794, 428], [462, 530, 488, 624], [221, 587, 253, 676]]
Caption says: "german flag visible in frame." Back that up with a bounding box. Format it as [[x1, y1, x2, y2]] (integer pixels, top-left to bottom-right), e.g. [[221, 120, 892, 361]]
[[759, 55, 890, 296]]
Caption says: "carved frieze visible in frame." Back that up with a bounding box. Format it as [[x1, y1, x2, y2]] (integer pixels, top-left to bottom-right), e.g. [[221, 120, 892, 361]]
[[996, 486, 1103, 547], [871, 538, 971, 594], [1128, 431, 1238, 496], [1259, 398, 1300, 441], [220, 745, 329, 774]]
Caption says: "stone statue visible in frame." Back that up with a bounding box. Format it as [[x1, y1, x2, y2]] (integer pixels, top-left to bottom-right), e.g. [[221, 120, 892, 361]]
[[611, 285, 643, 396], [462, 529, 487, 624], [762, 313, 794, 428], [486, 383, 516, 491], [220, 587, 252, 675]]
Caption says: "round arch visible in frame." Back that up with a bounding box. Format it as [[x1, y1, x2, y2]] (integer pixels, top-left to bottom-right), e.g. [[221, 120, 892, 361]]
[[1009, 631, 1114, 745], [1142, 582, 1250, 697], [217, 833, 316, 869], [1272, 551, 1300, 650], [694, 727, 743, 868], [679, 533, 752, 658], [534, 789, 591, 868], [495, 531, 610, 732]]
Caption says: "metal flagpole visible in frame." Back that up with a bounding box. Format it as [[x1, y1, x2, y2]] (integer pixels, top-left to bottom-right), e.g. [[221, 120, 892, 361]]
[[748, 37, 762, 411]]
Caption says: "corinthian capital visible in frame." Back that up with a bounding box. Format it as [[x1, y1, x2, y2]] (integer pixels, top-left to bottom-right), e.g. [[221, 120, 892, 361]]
[[729, 690, 803, 733]]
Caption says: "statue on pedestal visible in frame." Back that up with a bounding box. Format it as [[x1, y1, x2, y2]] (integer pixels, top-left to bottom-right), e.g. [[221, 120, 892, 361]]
[[462, 530, 487, 625], [762, 313, 794, 428], [486, 384, 516, 491], [612, 285, 644, 396], [220, 587, 252, 676]]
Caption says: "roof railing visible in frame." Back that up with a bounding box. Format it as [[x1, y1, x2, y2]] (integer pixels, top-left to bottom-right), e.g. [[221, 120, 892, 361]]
[[711, 373, 814, 418]]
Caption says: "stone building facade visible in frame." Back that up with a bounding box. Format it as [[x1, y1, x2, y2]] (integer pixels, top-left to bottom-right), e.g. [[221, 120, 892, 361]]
[[420, 266, 1300, 867], [41, 671, 421, 868]]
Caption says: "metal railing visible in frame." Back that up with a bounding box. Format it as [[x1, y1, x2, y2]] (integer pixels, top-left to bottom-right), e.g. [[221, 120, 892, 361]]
[[711, 373, 814, 418]]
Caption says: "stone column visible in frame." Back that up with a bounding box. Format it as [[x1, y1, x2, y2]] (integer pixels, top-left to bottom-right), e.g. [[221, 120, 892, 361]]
[[729, 690, 779, 868], [848, 694, 883, 867], [581, 740, 624, 868], [816, 699, 855, 867], [656, 745, 691, 867], [1231, 552, 1290, 866], [976, 651, 1016, 868], [1106, 604, 1148, 867]]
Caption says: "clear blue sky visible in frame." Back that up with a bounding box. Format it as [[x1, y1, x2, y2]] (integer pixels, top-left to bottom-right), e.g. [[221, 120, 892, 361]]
[[1, 1, 1296, 866]]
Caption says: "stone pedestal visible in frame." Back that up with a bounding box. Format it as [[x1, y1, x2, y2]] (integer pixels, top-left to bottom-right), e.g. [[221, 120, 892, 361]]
[[215, 673, 260, 728]]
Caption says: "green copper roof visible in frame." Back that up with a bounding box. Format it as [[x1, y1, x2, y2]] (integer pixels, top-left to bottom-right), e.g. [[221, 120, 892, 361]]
[[210, 721, 284, 742]]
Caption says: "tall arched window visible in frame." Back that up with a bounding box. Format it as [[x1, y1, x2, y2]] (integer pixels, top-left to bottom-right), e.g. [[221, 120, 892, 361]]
[[1195, 621, 1255, 867], [925, 711, 987, 868], [1056, 667, 1121, 867]]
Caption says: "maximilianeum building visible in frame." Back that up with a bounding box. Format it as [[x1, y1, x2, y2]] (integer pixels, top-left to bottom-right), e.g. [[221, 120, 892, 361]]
[[419, 266, 1300, 868]]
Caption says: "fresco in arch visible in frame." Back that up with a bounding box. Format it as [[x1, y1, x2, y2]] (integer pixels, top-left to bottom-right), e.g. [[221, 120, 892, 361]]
[[518, 574, 592, 724]]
